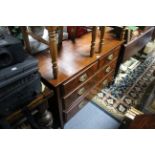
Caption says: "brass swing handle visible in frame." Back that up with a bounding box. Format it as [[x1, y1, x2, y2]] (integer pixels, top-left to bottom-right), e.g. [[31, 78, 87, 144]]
[[79, 73, 88, 82], [105, 66, 111, 73], [77, 87, 86, 96], [78, 101, 86, 109], [107, 54, 114, 61], [102, 79, 108, 87]]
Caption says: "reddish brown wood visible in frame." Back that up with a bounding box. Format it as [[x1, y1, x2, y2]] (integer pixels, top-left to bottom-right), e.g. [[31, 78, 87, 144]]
[[62, 61, 98, 96], [34, 30, 123, 127], [129, 114, 155, 129], [35, 31, 123, 87], [99, 46, 121, 68]]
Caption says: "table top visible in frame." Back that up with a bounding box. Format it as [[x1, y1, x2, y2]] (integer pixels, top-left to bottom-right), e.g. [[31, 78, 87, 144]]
[[35, 31, 123, 87]]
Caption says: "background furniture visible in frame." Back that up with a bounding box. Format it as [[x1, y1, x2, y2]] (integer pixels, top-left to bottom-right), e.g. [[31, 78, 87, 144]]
[[1, 89, 53, 129]]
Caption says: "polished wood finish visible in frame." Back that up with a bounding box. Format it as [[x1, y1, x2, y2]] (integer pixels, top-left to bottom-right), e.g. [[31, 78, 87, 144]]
[[34, 30, 123, 127], [62, 61, 98, 95], [99, 46, 120, 68], [36, 31, 123, 87], [128, 114, 155, 129]]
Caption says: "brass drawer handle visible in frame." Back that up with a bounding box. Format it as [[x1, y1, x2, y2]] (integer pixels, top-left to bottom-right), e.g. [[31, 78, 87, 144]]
[[79, 73, 88, 82], [107, 54, 114, 61], [102, 79, 108, 87], [78, 101, 86, 109], [78, 87, 86, 96], [105, 66, 111, 73]]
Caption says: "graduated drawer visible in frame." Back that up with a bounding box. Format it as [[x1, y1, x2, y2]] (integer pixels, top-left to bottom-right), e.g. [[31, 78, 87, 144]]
[[62, 61, 98, 96], [99, 46, 121, 68], [62, 76, 95, 110], [63, 98, 88, 122]]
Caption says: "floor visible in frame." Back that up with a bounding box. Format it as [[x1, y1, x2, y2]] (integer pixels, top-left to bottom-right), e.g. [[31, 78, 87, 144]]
[[64, 101, 120, 129]]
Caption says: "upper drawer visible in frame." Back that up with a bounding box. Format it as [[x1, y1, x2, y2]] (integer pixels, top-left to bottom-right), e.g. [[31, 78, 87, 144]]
[[62, 61, 98, 95], [99, 46, 121, 68]]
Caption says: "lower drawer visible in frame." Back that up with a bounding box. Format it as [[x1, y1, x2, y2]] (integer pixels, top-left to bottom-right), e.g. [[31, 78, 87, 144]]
[[62, 77, 95, 110], [63, 98, 88, 122]]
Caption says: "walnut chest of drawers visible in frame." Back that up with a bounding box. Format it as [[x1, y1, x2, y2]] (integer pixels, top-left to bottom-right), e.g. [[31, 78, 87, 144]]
[[36, 32, 124, 128]]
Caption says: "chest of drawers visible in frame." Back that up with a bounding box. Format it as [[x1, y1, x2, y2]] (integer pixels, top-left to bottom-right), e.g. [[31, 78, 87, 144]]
[[36, 32, 123, 128]]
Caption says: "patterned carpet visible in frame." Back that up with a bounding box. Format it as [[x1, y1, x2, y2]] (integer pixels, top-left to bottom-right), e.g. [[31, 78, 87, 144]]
[[91, 52, 155, 121]]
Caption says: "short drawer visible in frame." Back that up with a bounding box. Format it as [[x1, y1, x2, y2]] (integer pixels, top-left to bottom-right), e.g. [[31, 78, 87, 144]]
[[96, 71, 114, 90], [96, 58, 117, 80], [99, 46, 121, 68], [62, 61, 98, 95], [63, 98, 88, 122], [63, 76, 95, 110]]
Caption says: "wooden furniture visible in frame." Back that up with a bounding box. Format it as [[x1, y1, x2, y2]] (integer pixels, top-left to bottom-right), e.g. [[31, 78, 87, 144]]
[[118, 27, 154, 62], [1, 89, 53, 128], [33, 29, 123, 128]]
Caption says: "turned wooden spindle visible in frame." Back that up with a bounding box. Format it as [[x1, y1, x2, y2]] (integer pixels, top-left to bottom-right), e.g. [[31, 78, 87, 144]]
[[58, 26, 63, 48], [98, 26, 106, 53], [90, 26, 97, 57], [47, 26, 58, 79], [120, 26, 126, 41], [21, 26, 31, 54]]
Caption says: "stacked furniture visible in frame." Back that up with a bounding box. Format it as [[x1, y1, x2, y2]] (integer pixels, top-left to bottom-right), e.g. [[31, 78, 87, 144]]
[[21, 26, 124, 128]]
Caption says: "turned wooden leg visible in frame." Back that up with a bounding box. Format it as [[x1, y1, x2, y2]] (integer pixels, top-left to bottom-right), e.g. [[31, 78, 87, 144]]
[[47, 26, 58, 79], [20, 26, 31, 54], [98, 26, 106, 53], [36, 103, 53, 129], [120, 26, 126, 41], [58, 26, 63, 48], [70, 27, 77, 42], [90, 26, 97, 57]]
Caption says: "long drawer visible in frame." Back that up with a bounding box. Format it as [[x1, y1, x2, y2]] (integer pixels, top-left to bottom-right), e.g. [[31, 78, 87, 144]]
[[99, 46, 121, 68], [62, 76, 95, 110], [62, 61, 98, 96], [63, 98, 89, 122]]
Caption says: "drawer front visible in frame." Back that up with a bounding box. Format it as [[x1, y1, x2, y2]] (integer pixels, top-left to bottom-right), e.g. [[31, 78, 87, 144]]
[[96, 58, 117, 80], [63, 77, 95, 110], [62, 61, 98, 95], [63, 99, 88, 122], [99, 46, 121, 68], [96, 71, 114, 90]]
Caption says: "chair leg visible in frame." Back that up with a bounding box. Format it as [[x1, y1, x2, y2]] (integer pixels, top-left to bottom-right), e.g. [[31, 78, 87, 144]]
[[58, 26, 63, 48], [98, 26, 106, 53], [120, 26, 126, 41], [20, 26, 31, 54], [47, 26, 58, 79], [90, 26, 97, 57]]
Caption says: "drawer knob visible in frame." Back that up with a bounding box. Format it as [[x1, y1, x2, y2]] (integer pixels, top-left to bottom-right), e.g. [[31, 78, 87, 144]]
[[102, 79, 108, 87], [105, 66, 111, 73], [79, 73, 88, 82], [107, 54, 114, 60], [78, 101, 86, 109], [78, 87, 86, 96]]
